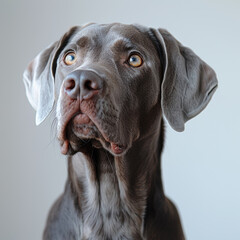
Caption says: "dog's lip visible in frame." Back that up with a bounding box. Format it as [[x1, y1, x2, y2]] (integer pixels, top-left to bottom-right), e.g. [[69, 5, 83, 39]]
[[59, 111, 127, 156], [61, 139, 70, 155], [60, 112, 91, 154], [73, 112, 92, 125], [87, 116, 127, 155], [110, 142, 126, 155]]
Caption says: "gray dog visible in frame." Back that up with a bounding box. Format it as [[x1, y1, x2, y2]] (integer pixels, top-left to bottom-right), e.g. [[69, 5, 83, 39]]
[[23, 23, 217, 240]]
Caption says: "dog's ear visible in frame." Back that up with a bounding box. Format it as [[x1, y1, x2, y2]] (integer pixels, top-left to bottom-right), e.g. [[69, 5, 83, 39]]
[[23, 26, 79, 125], [149, 28, 218, 132]]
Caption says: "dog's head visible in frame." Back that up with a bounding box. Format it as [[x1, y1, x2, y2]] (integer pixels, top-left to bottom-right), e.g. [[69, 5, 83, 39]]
[[23, 23, 217, 156]]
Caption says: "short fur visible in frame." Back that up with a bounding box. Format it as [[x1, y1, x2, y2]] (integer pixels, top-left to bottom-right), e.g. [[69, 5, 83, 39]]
[[23, 23, 218, 240]]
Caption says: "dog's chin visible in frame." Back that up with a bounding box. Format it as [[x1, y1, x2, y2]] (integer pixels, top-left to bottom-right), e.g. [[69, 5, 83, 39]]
[[59, 116, 128, 157]]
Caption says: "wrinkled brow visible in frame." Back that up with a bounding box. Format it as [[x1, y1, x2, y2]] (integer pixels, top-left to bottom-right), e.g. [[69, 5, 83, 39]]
[[111, 38, 135, 53], [76, 36, 90, 48]]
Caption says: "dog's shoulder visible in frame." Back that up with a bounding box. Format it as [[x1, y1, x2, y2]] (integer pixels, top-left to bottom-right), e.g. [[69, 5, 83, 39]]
[[43, 181, 82, 240]]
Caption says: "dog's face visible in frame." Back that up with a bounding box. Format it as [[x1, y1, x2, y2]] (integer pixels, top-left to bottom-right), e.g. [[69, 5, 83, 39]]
[[23, 23, 217, 156], [54, 24, 162, 155]]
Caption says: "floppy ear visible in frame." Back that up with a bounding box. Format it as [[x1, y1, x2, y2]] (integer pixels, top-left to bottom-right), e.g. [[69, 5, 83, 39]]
[[23, 26, 79, 125], [149, 28, 218, 132]]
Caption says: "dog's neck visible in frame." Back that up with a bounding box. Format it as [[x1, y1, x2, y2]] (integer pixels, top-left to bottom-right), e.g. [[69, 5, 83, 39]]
[[68, 120, 164, 238]]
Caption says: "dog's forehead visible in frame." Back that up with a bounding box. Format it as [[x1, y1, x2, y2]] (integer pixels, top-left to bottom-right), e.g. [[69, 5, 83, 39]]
[[70, 23, 150, 47]]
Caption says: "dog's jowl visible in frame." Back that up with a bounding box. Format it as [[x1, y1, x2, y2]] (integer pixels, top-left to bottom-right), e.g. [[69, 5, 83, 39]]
[[23, 23, 218, 240]]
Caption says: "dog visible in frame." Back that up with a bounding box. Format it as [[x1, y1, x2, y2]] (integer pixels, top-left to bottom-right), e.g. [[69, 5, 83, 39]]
[[23, 23, 218, 240]]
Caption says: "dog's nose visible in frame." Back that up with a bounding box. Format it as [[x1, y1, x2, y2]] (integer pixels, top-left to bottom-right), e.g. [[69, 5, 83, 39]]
[[63, 70, 103, 100]]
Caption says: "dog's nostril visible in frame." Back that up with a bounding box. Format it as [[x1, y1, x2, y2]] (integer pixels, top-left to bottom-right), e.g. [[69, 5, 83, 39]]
[[84, 79, 98, 91], [65, 79, 76, 91], [80, 77, 101, 101], [64, 78, 79, 100]]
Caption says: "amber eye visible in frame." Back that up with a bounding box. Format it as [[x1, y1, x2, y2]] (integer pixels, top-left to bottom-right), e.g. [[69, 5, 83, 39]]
[[64, 52, 77, 65], [128, 54, 143, 67]]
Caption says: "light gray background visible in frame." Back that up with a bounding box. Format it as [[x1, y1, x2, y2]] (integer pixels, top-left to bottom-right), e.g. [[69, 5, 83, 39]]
[[0, 0, 239, 239]]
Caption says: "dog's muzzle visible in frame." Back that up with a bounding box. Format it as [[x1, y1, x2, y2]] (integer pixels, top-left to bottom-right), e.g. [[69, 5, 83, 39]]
[[58, 69, 126, 156]]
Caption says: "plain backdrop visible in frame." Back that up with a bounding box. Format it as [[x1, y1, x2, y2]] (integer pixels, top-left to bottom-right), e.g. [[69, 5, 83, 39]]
[[0, 0, 239, 239]]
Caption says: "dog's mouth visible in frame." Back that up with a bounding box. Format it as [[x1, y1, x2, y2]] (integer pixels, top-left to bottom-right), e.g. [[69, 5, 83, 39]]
[[58, 102, 127, 156]]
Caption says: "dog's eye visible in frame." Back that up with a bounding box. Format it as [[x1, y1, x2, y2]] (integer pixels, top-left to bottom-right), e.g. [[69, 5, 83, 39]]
[[64, 52, 77, 65], [128, 54, 143, 67]]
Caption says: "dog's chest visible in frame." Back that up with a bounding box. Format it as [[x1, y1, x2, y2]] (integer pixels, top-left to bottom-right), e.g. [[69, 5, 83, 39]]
[[80, 172, 141, 239], [71, 152, 145, 239]]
